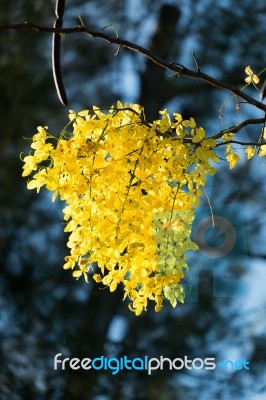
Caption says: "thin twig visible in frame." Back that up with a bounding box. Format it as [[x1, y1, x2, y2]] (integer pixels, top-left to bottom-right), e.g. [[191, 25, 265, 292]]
[[212, 117, 266, 139], [216, 140, 266, 147]]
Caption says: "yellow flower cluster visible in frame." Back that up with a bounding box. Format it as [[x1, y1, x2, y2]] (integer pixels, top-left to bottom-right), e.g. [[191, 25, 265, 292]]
[[22, 102, 218, 315], [222, 128, 266, 166]]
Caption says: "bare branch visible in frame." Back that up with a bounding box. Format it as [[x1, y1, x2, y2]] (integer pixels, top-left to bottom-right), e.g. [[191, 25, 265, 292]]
[[212, 117, 266, 139], [216, 140, 266, 147], [1, 22, 266, 113]]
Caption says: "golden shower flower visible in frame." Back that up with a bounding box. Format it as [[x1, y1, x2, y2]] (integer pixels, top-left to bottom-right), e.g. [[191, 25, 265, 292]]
[[22, 102, 221, 314], [245, 66, 259, 84]]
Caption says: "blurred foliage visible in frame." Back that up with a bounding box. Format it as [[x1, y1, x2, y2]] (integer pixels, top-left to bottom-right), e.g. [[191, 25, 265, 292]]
[[0, 1, 266, 399]]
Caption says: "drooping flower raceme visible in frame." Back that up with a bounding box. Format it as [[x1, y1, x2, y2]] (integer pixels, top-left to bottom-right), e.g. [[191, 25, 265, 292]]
[[22, 102, 218, 315]]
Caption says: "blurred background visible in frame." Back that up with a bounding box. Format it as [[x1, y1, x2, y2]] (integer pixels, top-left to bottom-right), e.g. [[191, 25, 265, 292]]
[[0, 1, 266, 399]]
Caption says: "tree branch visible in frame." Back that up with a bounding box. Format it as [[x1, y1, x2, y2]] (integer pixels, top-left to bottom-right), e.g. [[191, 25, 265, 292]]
[[212, 117, 266, 139], [1, 22, 266, 113], [216, 140, 265, 147]]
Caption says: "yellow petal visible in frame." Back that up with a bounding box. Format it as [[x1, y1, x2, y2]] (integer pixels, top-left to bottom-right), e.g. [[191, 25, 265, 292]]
[[226, 153, 240, 169], [245, 66, 252, 75], [259, 144, 266, 156], [73, 270, 82, 279], [245, 146, 255, 160]]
